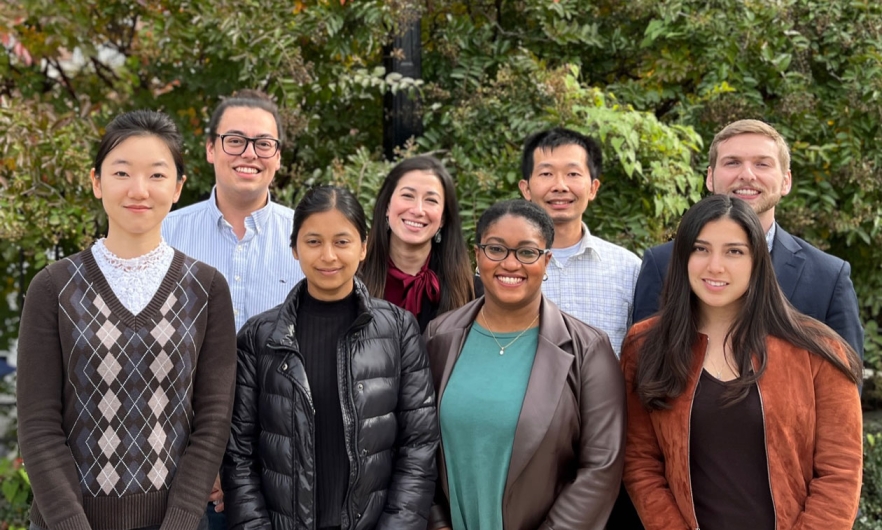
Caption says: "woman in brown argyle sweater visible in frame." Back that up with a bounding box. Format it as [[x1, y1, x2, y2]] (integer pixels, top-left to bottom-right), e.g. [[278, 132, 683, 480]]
[[17, 110, 236, 530]]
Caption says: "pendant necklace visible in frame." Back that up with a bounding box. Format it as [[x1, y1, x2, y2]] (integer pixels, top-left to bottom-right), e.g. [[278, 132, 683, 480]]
[[481, 307, 539, 355]]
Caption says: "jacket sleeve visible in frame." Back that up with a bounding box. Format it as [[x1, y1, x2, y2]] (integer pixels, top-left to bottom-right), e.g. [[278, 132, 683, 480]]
[[162, 271, 238, 530], [17, 269, 91, 530], [620, 341, 691, 530], [222, 321, 272, 530], [824, 261, 863, 360], [793, 344, 862, 529], [632, 248, 664, 324], [541, 331, 626, 530], [376, 311, 440, 530]]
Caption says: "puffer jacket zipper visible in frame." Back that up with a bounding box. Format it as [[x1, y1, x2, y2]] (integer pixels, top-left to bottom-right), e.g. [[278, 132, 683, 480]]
[[338, 314, 371, 529]]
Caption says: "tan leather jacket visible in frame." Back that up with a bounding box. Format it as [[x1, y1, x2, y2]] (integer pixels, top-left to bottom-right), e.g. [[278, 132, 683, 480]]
[[425, 296, 626, 530], [622, 317, 862, 530]]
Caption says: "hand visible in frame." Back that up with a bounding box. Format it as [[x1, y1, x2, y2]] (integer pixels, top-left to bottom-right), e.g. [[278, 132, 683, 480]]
[[208, 474, 224, 513]]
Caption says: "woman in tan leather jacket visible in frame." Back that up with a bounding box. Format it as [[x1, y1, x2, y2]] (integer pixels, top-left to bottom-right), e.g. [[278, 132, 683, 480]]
[[424, 200, 626, 530], [622, 195, 862, 530]]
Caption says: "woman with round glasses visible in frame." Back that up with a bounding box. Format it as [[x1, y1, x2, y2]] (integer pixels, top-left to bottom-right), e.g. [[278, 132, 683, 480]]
[[361, 156, 473, 331], [424, 199, 626, 530]]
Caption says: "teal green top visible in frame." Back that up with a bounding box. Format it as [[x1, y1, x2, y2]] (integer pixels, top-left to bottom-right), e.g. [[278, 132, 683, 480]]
[[440, 321, 539, 530]]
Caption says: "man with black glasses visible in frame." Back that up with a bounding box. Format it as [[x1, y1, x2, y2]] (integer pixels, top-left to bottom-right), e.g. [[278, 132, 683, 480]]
[[163, 90, 304, 332], [163, 91, 305, 528]]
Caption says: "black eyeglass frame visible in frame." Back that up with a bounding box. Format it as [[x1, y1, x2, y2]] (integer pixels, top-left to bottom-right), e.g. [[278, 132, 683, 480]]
[[217, 134, 281, 158], [477, 243, 550, 264]]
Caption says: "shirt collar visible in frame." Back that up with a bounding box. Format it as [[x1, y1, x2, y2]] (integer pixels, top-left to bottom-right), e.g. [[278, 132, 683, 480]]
[[566, 222, 601, 260], [208, 185, 275, 233], [765, 222, 776, 252]]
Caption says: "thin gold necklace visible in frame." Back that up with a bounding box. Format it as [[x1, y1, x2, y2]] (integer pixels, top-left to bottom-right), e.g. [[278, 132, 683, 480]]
[[480, 307, 539, 355]]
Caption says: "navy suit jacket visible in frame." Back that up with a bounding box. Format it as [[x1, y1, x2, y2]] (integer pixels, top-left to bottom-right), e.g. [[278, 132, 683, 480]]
[[631, 224, 864, 358]]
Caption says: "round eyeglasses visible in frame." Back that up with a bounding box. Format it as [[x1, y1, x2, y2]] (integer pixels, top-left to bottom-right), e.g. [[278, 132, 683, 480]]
[[218, 134, 281, 158], [477, 243, 549, 264]]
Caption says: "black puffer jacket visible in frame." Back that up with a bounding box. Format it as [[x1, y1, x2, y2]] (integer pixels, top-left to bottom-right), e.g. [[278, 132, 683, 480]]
[[222, 279, 439, 530]]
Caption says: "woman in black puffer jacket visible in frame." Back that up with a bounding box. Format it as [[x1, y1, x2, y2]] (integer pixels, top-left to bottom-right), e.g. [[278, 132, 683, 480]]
[[222, 186, 439, 530]]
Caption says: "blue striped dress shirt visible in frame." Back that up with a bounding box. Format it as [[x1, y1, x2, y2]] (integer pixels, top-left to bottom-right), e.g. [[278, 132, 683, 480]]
[[162, 187, 305, 330]]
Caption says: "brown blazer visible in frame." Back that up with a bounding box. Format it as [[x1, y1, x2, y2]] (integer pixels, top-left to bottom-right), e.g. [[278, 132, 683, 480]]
[[621, 317, 862, 530], [425, 296, 626, 530]]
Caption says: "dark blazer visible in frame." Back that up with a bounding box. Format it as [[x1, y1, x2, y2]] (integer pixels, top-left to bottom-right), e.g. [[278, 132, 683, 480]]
[[425, 296, 626, 530], [631, 224, 864, 357]]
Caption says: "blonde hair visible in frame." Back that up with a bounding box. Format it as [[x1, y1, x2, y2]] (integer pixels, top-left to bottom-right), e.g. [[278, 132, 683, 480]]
[[708, 119, 790, 172]]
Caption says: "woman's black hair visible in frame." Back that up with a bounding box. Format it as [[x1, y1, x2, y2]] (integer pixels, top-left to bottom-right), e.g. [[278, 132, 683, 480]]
[[93, 110, 185, 180], [475, 199, 555, 248], [360, 155, 474, 312], [634, 195, 861, 410], [290, 185, 367, 246]]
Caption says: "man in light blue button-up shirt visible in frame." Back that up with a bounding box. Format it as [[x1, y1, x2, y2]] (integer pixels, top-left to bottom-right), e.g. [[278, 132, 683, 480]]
[[163, 90, 304, 332], [162, 90, 306, 529], [518, 127, 641, 356]]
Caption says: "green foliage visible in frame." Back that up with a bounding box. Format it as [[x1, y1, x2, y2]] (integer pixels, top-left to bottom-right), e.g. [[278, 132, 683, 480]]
[[0, 455, 29, 530], [859, 430, 882, 529], [3, 0, 882, 385]]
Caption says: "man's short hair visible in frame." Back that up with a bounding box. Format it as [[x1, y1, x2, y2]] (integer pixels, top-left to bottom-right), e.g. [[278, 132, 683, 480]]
[[207, 89, 285, 144], [521, 127, 602, 181], [708, 119, 790, 172]]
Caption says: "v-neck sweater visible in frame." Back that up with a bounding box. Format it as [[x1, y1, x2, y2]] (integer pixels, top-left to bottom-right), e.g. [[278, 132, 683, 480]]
[[17, 248, 237, 530]]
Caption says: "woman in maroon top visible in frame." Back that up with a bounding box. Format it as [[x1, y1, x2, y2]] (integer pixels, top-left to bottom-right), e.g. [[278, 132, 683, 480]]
[[360, 156, 473, 330]]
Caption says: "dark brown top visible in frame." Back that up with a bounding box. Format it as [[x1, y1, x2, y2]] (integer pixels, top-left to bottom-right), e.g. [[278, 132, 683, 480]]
[[690, 370, 776, 530]]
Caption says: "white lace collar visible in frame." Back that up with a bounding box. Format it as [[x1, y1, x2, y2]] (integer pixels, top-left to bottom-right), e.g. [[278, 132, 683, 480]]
[[91, 238, 175, 315]]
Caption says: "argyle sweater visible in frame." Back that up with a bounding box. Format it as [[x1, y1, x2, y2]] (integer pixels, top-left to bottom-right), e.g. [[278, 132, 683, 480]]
[[17, 248, 236, 530]]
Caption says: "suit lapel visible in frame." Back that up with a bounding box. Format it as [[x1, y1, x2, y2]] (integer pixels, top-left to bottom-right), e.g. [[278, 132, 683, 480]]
[[771, 224, 805, 300], [505, 299, 574, 492]]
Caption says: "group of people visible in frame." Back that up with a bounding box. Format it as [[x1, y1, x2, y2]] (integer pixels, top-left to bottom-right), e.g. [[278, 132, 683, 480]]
[[15, 89, 863, 530]]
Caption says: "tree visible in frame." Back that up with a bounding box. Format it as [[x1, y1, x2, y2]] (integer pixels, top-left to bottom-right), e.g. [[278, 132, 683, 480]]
[[3, 0, 880, 378]]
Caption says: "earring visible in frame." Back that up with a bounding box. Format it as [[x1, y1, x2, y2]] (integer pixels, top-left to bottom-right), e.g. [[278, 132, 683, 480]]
[[434, 230, 442, 243], [543, 273, 548, 281], [475, 266, 480, 278]]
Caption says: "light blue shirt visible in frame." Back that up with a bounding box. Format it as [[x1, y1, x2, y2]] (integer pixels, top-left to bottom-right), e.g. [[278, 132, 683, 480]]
[[544, 223, 641, 356], [162, 187, 304, 330]]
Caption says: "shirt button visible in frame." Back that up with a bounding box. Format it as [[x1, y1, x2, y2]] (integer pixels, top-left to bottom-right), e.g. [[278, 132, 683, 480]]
[[236, 245, 242, 252], [233, 309, 239, 316], [357, 383, 364, 391], [281, 363, 288, 371], [235, 275, 241, 282]]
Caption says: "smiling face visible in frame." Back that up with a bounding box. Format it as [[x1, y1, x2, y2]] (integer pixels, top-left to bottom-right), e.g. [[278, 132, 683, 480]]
[[688, 217, 753, 319], [207, 105, 281, 211], [706, 133, 792, 231], [91, 134, 185, 245], [386, 169, 445, 249], [292, 208, 367, 301], [518, 143, 600, 229], [476, 213, 551, 311]]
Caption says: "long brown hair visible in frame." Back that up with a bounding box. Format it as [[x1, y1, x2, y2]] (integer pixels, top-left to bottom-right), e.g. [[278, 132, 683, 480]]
[[360, 155, 473, 313], [634, 195, 861, 410]]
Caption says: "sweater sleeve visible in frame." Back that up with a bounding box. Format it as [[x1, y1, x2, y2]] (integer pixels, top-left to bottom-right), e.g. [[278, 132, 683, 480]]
[[17, 268, 93, 530], [376, 310, 439, 530], [620, 339, 692, 530], [162, 271, 237, 530], [793, 343, 862, 529]]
